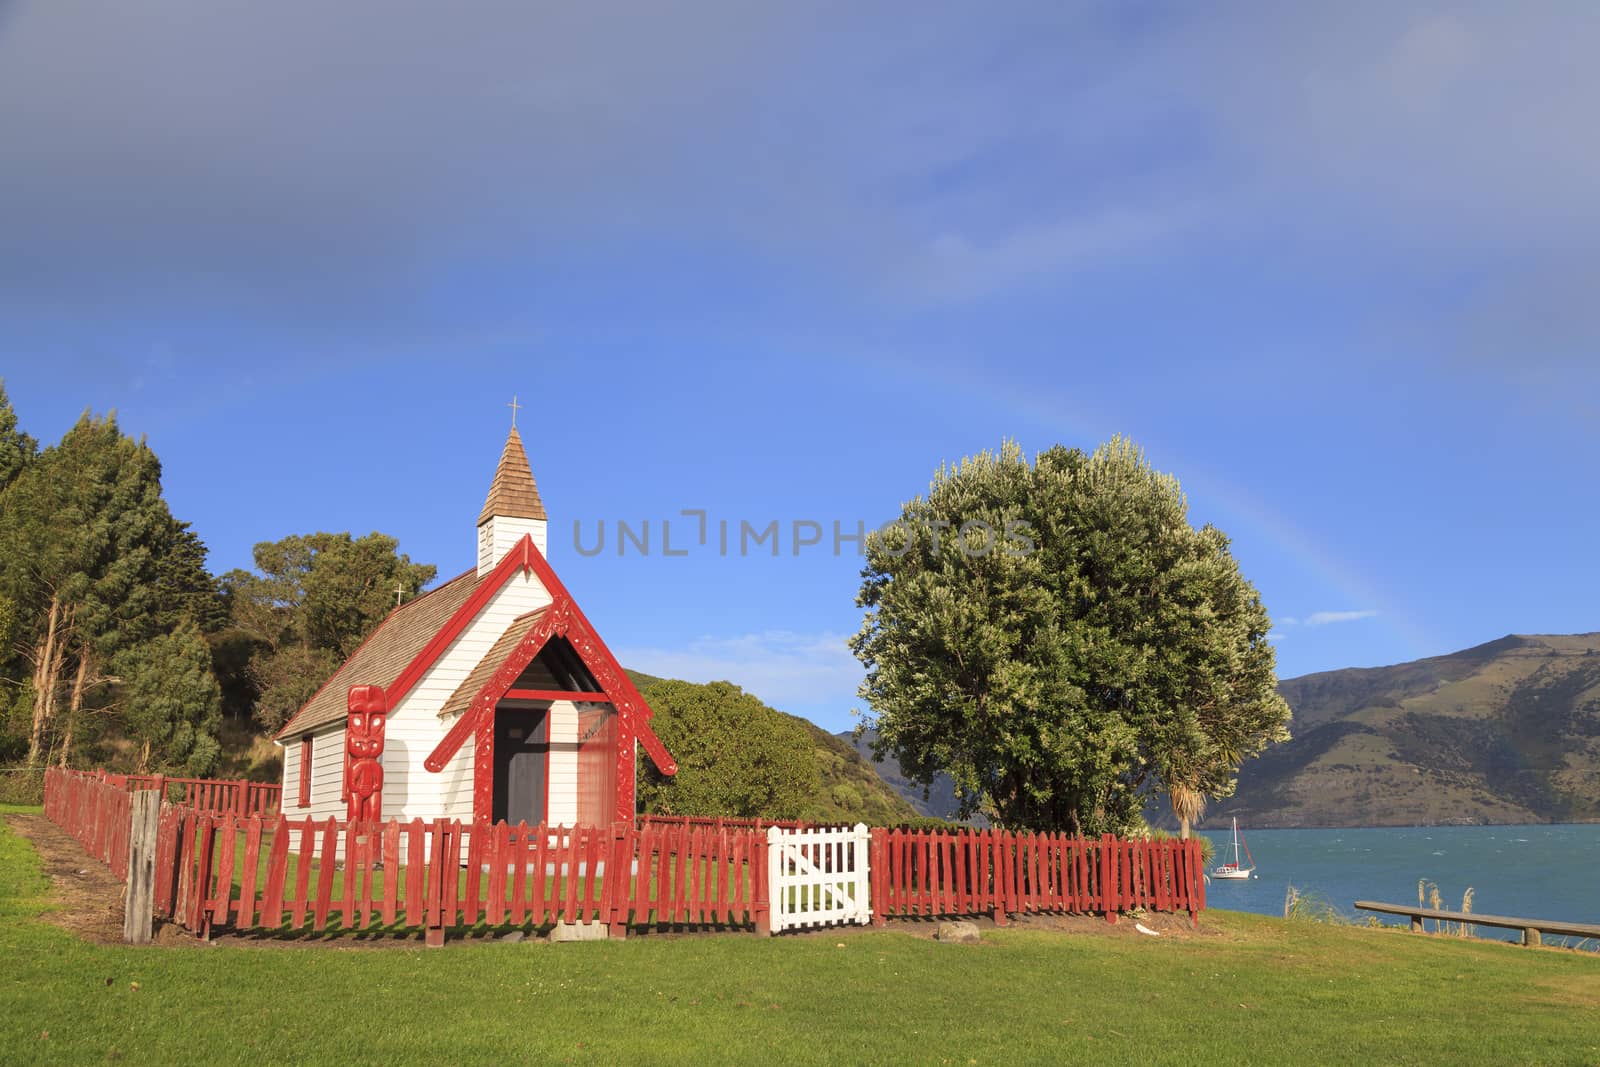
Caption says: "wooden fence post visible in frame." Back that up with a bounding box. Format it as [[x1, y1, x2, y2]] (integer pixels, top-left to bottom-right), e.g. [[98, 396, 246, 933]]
[[990, 829, 1009, 927], [607, 823, 631, 940], [122, 791, 161, 945], [1186, 839, 1199, 928], [425, 819, 448, 948], [757, 825, 777, 935], [1100, 833, 1117, 924]]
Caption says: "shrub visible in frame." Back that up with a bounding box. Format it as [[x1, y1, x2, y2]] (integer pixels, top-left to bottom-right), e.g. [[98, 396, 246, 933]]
[[0, 768, 45, 806]]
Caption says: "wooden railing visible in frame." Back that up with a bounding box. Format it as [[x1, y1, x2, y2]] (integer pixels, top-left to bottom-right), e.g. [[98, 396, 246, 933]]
[[1354, 900, 1600, 947], [42, 768, 134, 880], [123, 773, 281, 817], [639, 813, 807, 832], [870, 827, 1206, 927]]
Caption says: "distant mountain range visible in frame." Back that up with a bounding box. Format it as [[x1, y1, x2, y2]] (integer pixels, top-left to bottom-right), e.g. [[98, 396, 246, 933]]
[[837, 634, 1600, 830], [1206, 633, 1600, 828], [836, 729, 984, 825]]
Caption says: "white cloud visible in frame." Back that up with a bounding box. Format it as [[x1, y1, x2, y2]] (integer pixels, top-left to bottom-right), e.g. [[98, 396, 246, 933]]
[[1304, 610, 1379, 626], [616, 630, 862, 716]]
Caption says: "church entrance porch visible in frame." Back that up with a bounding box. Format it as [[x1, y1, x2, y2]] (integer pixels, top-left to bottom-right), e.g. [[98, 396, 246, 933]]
[[492, 705, 548, 826]]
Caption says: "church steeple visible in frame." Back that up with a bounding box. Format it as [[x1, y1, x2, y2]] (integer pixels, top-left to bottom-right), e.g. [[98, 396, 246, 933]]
[[477, 426, 548, 575]]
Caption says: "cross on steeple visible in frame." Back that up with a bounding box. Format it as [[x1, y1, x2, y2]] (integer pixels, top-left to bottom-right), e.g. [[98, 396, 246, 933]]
[[395, 581, 406, 607], [507, 395, 523, 429]]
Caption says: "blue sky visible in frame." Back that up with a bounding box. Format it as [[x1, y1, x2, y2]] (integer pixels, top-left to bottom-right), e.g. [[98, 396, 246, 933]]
[[3, 3, 1597, 731]]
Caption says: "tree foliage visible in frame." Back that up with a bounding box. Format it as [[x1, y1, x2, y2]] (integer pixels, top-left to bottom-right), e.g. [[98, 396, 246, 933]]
[[851, 437, 1291, 836], [119, 621, 222, 774], [637, 679, 819, 820], [0, 402, 226, 770], [0, 390, 436, 774], [0, 382, 37, 495], [222, 532, 435, 731]]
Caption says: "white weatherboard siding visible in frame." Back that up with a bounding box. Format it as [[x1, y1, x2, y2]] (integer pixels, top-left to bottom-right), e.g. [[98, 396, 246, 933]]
[[275, 725, 348, 822], [477, 516, 548, 576], [436, 736, 475, 822], [277, 738, 295, 809], [382, 567, 553, 821], [276, 739, 292, 806], [546, 701, 578, 826]]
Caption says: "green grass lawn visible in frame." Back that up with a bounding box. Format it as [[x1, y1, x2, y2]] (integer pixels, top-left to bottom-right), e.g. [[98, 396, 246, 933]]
[[3, 806, 1597, 1066]]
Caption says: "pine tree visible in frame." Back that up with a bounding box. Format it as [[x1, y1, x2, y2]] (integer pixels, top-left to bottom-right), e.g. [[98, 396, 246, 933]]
[[0, 381, 37, 493], [0, 409, 225, 767], [118, 622, 222, 775], [0, 382, 40, 756]]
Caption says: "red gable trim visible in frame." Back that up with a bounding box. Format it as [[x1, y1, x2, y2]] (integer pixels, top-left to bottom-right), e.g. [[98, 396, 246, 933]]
[[384, 537, 541, 709], [419, 574, 677, 824], [272, 572, 472, 742], [422, 591, 677, 778], [315, 533, 676, 824], [504, 688, 607, 702], [506, 531, 664, 736]]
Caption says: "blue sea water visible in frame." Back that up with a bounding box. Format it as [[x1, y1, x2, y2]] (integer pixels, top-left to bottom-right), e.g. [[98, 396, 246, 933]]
[[1196, 824, 1600, 944]]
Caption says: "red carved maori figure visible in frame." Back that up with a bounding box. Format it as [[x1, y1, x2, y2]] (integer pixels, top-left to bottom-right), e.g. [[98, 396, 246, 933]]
[[346, 685, 387, 822]]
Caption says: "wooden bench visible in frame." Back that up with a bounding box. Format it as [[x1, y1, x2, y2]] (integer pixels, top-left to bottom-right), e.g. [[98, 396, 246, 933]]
[[1353, 900, 1600, 947]]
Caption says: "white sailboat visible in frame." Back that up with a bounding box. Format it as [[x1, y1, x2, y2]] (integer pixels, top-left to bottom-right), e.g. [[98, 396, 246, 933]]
[[1212, 817, 1255, 880]]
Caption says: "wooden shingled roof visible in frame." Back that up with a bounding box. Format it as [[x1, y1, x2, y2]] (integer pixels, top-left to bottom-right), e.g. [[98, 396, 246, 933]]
[[478, 427, 547, 524], [273, 568, 483, 739], [438, 607, 549, 720]]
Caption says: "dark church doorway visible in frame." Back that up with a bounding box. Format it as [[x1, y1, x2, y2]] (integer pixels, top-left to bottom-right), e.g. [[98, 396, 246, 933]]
[[492, 706, 548, 825]]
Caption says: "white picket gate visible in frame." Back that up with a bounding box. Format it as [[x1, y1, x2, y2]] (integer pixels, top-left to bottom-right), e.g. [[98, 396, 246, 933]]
[[766, 823, 872, 933]]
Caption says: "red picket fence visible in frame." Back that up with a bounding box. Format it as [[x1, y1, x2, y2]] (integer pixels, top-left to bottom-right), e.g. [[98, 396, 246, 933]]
[[155, 810, 774, 943], [124, 773, 281, 817], [870, 828, 1205, 926], [44, 767, 1203, 943], [42, 767, 134, 880]]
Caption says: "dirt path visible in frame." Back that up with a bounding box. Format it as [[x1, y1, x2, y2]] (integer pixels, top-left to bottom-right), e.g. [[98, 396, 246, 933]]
[[4, 812, 194, 946]]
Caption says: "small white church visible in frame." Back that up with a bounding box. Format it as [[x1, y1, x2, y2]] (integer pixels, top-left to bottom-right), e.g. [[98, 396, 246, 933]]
[[274, 427, 677, 828]]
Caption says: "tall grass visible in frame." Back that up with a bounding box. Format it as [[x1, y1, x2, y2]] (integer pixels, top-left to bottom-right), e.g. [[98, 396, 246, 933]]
[[1283, 884, 1344, 924], [1417, 879, 1475, 936]]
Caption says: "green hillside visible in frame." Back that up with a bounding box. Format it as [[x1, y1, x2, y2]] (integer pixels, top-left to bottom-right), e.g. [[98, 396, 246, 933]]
[[629, 670, 916, 824], [1211, 633, 1600, 828], [786, 717, 921, 826]]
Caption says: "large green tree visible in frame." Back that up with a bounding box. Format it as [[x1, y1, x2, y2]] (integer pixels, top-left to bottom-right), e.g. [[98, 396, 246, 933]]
[[0, 407, 225, 769], [222, 532, 435, 731], [637, 679, 819, 820], [0, 384, 37, 740], [850, 438, 1290, 836]]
